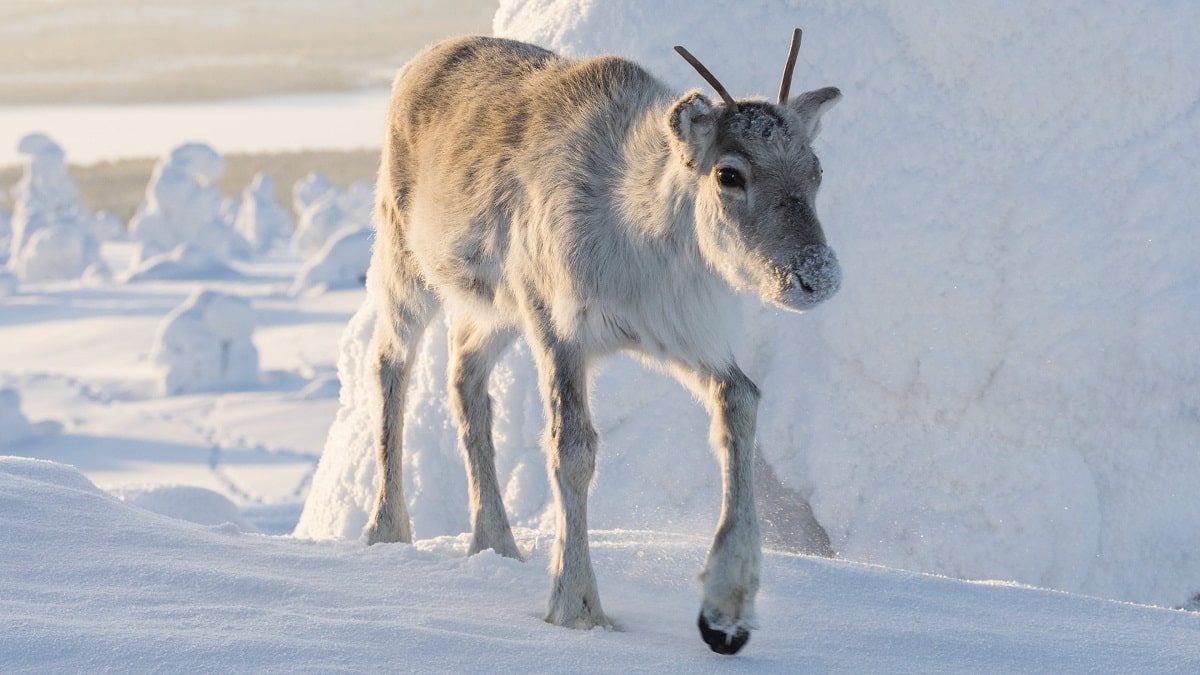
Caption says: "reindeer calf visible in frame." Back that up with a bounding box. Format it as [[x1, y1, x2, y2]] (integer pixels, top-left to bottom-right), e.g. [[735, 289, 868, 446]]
[[365, 30, 841, 654]]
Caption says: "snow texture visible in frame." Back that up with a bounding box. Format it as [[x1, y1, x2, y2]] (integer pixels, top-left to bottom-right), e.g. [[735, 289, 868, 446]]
[[234, 172, 293, 253], [298, 0, 1200, 611], [127, 142, 250, 266], [150, 289, 260, 396], [289, 226, 372, 296], [6, 133, 103, 281], [4, 456, 1200, 673]]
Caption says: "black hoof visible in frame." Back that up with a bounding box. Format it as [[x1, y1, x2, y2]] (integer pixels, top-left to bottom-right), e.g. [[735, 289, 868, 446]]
[[698, 612, 750, 655]]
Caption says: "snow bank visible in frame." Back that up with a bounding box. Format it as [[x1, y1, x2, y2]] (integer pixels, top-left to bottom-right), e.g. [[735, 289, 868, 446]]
[[289, 226, 371, 296], [298, 0, 1200, 609], [128, 143, 250, 266], [6, 457, 1198, 672], [6, 133, 103, 281], [150, 289, 259, 396], [234, 172, 293, 253]]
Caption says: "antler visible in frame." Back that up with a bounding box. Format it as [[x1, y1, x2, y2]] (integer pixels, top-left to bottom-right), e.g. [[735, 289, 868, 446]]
[[777, 28, 802, 105], [673, 45, 739, 111]]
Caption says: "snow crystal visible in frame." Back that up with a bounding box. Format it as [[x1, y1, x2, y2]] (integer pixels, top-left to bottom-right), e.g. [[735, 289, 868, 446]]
[[150, 289, 259, 396]]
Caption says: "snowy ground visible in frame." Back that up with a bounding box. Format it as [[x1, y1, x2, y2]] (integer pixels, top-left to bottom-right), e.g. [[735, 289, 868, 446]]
[[4, 457, 1199, 672], [3, 0, 1200, 670], [0, 242, 355, 533]]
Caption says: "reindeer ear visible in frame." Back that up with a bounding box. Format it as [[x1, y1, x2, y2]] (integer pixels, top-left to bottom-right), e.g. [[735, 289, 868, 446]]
[[666, 90, 717, 169], [789, 86, 841, 139]]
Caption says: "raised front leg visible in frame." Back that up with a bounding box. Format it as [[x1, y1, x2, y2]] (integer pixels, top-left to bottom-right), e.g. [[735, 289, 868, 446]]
[[448, 318, 521, 559], [532, 337, 609, 630], [696, 366, 762, 654]]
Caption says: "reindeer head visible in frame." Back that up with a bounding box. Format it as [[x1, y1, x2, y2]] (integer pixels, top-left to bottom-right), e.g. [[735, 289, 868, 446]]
[[668, 30, 841, 313]]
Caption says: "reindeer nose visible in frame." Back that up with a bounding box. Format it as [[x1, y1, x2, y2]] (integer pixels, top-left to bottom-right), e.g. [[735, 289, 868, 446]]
[[790, 244, 841, 302]]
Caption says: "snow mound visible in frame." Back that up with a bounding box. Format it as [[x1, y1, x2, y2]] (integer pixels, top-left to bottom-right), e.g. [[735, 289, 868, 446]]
[[289, 226, 372, 296], [6, 133, 103, 281], [122, 243, 240, 282], [128, 143, 250, 266], [0, 388, 37, 445], [234, 172, 293, 253], [300, 0, 1200, 610], [291, 180, 373, 257], [151, 289, 259, 396], [4, 456, 1199, 672], [113, 484, 252, 530], [0, 271, 17, 297]]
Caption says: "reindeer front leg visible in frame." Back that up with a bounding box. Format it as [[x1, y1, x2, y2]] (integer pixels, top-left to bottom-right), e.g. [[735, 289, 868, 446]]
[[697, 366, 762, 654]]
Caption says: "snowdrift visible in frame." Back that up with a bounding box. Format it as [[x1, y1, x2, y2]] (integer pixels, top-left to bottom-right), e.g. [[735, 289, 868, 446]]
[[296, 0, 1200, 609], [3, 457, 1197, 672]]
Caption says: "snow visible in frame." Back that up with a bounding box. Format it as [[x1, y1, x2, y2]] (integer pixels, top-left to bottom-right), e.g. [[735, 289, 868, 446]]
[[289, 226, 372, 296], [150, 289, 260, 396], [6, 133, 103, 281], [291, 178, 373, 257], [128, 142, 249, 264], [3, 456, 1199, 673], [1, 0, 1199, 669], [234, 172, 293, 254]]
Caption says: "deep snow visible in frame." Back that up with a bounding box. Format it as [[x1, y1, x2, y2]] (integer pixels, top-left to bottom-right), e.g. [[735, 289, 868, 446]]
[[3, 457, 1198, 673], [1, 0, 1199, 670]]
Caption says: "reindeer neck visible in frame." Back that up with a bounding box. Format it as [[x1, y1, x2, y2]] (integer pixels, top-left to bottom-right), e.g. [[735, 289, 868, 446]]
[[613, 100, 702, 243]]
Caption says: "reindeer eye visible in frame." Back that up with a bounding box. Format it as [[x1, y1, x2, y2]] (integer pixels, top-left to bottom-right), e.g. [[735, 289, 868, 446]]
[[716, 167, 745, 189]]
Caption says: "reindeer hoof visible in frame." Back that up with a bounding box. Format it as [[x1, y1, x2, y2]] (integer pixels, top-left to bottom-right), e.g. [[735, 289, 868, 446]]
[[697, 613, 750, 655]]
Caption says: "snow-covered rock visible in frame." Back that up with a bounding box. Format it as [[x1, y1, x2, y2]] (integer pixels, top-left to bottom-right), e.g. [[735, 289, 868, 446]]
[[6, 133, 102, 281], [150, 289, 259, 396], [234, 172, 293, 254], [289, 226, 371, 296], [128, 143, 250, 265], [298, 0, 1200, 611]]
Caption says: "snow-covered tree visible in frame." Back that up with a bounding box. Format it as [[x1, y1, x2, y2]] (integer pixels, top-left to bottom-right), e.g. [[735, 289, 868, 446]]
[[128, 143, 250, 268], [150, 289, 259, 396], [6, 133, 102, 281], [235, 172, 293, 254]]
